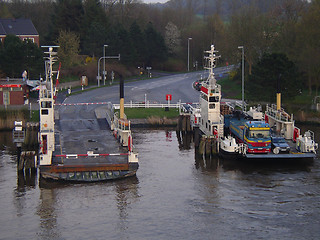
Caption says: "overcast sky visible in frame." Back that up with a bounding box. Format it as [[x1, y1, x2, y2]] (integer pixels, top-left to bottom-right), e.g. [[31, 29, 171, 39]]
[[143, 0, 168, 3]]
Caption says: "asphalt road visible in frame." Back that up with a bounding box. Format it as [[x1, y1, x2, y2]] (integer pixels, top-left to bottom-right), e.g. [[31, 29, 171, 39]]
[[62, 66, 233, 105]]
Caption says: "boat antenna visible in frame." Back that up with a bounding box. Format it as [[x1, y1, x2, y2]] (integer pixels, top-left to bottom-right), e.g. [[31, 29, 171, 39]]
[[204, 45, 220, 88]]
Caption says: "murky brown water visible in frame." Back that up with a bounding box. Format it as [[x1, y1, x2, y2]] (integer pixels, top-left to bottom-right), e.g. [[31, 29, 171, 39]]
[[1, 126, 320, 240]]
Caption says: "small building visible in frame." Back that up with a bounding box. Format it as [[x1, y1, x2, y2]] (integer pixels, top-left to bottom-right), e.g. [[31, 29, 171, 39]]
[[0, 79, 29, 105], [0, 18, 39, 46]]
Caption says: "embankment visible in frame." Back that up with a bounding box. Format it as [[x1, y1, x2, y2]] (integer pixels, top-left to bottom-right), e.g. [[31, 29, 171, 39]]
[[130, 117, 178, 128], [0, 109, 30, 130]]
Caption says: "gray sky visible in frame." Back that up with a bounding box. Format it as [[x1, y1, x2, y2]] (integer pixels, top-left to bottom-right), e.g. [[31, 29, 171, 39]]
[[143, 0, 168, 3]]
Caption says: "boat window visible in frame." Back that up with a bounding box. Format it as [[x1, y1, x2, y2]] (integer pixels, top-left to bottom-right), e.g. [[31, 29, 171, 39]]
[[201, 94, 208, 101], [209, 96, 219, 102], [209, 103, 215, 109], [41, 101, 52, 108], [41, 109, 49, 115]]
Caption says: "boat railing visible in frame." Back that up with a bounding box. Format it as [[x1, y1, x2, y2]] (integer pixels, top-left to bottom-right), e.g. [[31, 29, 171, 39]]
[[113, 112, 131, 131], [266, 104, 293, 122], [235, 101, 247, 111], [211, 84, 221, 94], [305, 130, 315, 141], [237, 143, 247, 155]]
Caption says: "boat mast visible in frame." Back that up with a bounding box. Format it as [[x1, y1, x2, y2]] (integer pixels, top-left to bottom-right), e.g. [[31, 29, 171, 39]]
[[39, 46, 59, 166], [204, 45, 220, 88]]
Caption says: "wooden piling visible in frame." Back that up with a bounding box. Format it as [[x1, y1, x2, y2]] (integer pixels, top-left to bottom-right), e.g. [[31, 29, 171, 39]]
[[205, 138, 211, 157], [186, 115, 191, 132], [18, 151, 36, 172], [199, 137, 206, 155], [194, 127, 200, 147]]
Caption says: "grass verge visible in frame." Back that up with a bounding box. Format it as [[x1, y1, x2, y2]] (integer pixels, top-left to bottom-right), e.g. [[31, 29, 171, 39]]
[[116, 108, 180, 119], [218, 77, 241, 99]]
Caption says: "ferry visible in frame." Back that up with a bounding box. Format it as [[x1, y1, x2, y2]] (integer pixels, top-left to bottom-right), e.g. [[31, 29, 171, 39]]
[[38, 46, 138, 182], [189, 45, 318, 161]]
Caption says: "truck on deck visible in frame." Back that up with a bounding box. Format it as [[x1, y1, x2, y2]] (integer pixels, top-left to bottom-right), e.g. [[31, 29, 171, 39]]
[[225, 114, 271, 154]]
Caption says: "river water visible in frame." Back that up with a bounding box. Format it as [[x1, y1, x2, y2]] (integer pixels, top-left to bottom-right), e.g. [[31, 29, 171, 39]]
[[1, 126, 320, 240]]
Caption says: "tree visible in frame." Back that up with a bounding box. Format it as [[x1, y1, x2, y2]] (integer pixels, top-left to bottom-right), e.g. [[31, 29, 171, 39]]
[[22, 39, 43, 79], [115, 26, 136, 65], [247, 53, 302, 102], [295, 0, 320, 95], [271, 0, 308, 60], [0, 35, 24, 77], [226, 6, 273, 75], [56, 30, 80, 68], [48, 0, 83, 44], [82, 21, 108, 57], [8, 0, 55, 45], [0, 2, 13, 18], [144, 23, 168, 66], [0, 35, 43, 78], [81, 0, 109, 56], [164, 22, 182, 56], [129, 21, 146, 65]]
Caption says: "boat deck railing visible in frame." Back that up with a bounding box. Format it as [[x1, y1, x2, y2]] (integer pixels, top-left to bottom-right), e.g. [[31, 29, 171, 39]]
[[266, 104, 293, 122], [113, 112, 131, 131], [237, 143, 247, 155]]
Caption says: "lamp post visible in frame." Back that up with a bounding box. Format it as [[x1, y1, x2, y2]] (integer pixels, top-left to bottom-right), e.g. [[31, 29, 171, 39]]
[[187, 37, 192, 71], [97, 54, 120, 87], [103, 44, 108, 85], [238, 46, 244, 111]]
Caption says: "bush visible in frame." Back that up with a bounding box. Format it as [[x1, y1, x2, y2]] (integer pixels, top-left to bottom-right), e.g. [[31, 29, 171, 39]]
[[162, 58, 185, 72], [59, 61, 141, 84]]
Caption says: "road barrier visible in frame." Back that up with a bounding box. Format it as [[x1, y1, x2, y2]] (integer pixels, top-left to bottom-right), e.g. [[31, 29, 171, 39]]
[[113, 101, 182, 109], [54, 153, 129, 158]]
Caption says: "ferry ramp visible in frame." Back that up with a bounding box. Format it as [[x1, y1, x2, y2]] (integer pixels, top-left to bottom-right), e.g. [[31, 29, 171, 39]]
[[52, 105, 127, 165]]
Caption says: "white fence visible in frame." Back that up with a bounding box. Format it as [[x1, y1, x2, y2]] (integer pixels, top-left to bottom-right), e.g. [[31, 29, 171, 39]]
[[113, 101, 182, 109]]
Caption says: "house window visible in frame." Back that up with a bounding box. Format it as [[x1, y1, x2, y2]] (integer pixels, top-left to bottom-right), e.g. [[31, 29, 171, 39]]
[[3, 92, 10, 105], [23, 37, 34, 43]]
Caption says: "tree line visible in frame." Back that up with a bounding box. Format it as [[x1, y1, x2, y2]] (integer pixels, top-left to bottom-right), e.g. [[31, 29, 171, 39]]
[[0, 0, 319, 99]]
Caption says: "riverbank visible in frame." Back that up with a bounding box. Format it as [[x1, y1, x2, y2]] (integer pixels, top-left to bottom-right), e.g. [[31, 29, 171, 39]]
[[130, 117, 178, 128], [1, 107, 320, 130], [0, 108, 39, 130]]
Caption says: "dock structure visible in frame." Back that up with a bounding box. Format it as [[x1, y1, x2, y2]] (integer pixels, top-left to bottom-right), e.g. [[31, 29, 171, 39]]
[[38, 47, 138, 182]]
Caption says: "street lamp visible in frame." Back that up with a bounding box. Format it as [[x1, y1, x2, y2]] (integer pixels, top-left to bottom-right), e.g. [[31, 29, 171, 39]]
[[188, 37, 192, 71], [97, 54, 121, 87], [103, 44, 108, 85], [238, 46, 245, 111]]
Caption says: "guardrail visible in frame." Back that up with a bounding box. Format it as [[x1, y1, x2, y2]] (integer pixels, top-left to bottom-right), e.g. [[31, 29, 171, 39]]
[[113, 101, 182, 109]]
